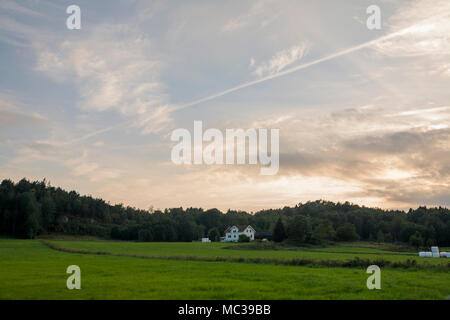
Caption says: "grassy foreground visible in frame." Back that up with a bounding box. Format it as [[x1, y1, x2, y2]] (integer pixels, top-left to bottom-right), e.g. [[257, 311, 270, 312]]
[[0, 239, 449, 299]]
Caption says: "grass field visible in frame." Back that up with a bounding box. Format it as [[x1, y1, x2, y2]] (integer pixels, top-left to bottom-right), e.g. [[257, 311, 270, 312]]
[[44, 239, 449, 267], [0, 239, 449, 299]]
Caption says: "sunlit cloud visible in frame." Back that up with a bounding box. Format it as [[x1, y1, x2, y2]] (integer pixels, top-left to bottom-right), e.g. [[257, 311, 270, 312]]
[[374, 0, 450, 56]]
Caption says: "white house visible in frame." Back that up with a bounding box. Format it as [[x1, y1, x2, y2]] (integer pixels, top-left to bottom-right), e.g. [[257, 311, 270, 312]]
[[221, 225, 255, 242], [201, 237, 211, 243]]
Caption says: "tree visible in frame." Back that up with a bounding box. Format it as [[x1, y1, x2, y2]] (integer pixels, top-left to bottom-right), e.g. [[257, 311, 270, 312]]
[[376, 230, 384, 243], [138, 228, 154, 242], [17, 192, 41, 239], [336, 223, 359, 242], [287, 215, 311, 243], [312, 219, 335, 241], [41, 194, 56, 231], [384, 232, 393, 242], [238, 234, 250, 242], [426, 238, 436, 247], [177, 217, 196, 241], [272, 217, 287, 242], [207, 227, 221, 242], [409, 232, 423, 249], [1, 178, 450, 247]]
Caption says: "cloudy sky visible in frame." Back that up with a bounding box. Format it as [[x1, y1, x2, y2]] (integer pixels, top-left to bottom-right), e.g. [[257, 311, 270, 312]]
[[1, 0, 449, 212]]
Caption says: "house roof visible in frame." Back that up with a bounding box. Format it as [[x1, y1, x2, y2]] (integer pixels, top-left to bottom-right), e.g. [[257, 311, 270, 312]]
[[225, 225, 253, 233]]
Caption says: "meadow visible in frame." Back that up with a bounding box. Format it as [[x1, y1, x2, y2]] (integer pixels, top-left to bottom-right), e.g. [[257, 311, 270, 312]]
[[0, 239, 449, 299], [45, 239, 449, 267]]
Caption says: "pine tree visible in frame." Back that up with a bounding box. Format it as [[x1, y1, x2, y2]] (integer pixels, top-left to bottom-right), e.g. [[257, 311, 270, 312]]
[[273, 217, 287, 242]]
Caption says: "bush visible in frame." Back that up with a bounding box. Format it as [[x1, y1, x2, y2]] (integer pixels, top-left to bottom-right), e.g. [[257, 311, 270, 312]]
[[238, 234, 250, 242]]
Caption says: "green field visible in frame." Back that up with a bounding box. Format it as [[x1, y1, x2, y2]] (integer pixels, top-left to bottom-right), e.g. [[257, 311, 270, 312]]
[[45, 239, 449, 266], [0, 239, 449, 299]]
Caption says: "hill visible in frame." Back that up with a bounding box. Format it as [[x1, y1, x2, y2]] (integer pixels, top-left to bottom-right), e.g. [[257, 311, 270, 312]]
[[0, 178, 449, 246]]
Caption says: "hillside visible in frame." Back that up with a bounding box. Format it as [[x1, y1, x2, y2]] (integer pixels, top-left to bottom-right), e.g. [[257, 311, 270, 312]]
[[0, 178, 449, 246]]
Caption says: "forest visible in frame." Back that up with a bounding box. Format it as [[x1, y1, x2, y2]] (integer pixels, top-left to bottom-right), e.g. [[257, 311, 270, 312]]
[[0, 178, 449, 247]]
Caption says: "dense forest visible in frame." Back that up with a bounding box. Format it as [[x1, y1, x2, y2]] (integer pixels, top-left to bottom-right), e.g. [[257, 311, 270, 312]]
[[0, 178, 449, 247]]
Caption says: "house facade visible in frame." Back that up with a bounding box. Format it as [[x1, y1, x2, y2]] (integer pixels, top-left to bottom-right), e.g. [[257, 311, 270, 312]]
[[221, 225, 255, 242]]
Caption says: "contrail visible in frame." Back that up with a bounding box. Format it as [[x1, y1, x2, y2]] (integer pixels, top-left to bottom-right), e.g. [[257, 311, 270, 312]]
[[172, 27, 410, 111], [176, 8, 450, 109], [67, 121, 129, 145], [70, 18, 437, 143], [69, 29, 405, 145]]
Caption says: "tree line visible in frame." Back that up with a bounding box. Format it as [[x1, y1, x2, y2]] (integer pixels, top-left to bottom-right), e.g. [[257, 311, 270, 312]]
[[0, 178, 449, 247]]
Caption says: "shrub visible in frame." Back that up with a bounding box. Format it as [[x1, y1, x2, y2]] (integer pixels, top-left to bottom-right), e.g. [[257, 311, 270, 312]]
[[238, 234, 250, 242]]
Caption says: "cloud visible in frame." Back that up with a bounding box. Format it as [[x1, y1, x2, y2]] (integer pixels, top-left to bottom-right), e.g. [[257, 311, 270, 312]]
[[35, 24, 171, 134], [1, 0, 449, 211], [221, 0, 281, 32], [251, 43, 309, 77], [0, 94, 47, 127], [0, 110, 47, 127], [272, 103, 450, 208], [7, 138, 122, 183], [373, 0, 450, 57], [0, 0, 42, 17], [172, 24, 425, 111], [64, 149, 121, 182], [134, 105, 174, 134], [64, 150, 122, 182]]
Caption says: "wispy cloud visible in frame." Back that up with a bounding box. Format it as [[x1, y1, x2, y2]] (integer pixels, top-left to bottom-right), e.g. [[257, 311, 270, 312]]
[[251, 43, 309, 77], [66, 150, 121, 182], [0, 0, 42, 17], [0, 94, 47, 126], [221, 0, 281, 32], [35, 25, 168, 119]]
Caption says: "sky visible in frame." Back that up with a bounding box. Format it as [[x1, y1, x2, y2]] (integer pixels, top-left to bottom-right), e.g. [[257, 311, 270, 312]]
[[0, 0, 449, 212]]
